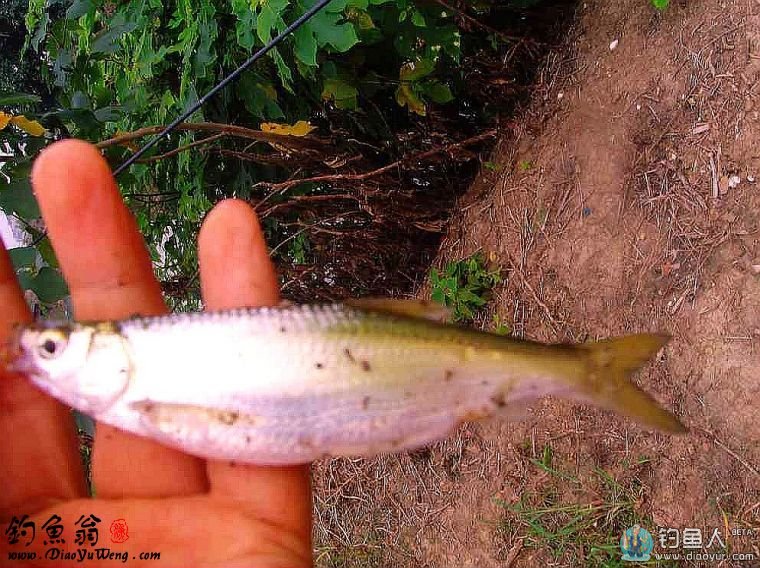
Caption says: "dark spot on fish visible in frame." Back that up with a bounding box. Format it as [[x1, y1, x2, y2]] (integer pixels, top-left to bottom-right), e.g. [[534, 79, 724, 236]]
[[343, 348, 355, 363], [390, 439, 402, 448], [299, 436, 314, 449], [481, 380, 489, 386], [361, 360, 371, 372], [280, 326, 287, 333], [219, 411, 239, 425], [229, 461, 237, 468], [404, 391, 413, 399], [362, 396, 371, 410], [490, 393, 506, 408], [245, 435, 251, 444], [315, 362, 324, 369], [444, 369, 454, 382]]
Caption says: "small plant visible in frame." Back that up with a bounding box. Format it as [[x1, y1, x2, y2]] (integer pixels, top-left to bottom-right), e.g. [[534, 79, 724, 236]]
[[430, 252, 501, 322], [651, 0, 669, 10], [287, 233, 311, 265], [492, 313, 512, 335], [498, 446, 678, 568]]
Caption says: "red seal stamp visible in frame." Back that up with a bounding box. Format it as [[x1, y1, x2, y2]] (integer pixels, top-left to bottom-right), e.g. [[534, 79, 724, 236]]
[[109, 519, 129, 543]]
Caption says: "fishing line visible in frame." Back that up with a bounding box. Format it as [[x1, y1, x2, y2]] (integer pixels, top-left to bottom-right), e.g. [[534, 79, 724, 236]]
[[113, 0, 334, 177]]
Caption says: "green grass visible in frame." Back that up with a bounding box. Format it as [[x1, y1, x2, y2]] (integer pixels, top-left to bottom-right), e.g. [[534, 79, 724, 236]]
[[314, 543, 384, 568], [430, 253, 501, 322], [499, 445, 679, 567]]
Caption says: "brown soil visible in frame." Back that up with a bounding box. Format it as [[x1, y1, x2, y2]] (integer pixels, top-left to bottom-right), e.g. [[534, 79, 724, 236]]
[[313, 0, 760, 565]]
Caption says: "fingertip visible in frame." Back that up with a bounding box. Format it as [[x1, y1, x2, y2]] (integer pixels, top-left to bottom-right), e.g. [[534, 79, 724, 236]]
[[31, 139, 114, 212], [199, 198, 264, 244]]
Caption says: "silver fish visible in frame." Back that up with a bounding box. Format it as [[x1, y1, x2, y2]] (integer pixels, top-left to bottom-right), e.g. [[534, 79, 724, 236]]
[[7, 300, 685, 465]]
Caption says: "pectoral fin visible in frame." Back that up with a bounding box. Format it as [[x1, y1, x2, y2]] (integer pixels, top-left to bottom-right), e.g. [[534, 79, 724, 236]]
[[346, 298, 452, 322]]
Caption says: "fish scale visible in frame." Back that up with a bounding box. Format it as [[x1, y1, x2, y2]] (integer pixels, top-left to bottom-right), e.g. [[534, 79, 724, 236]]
[[9, 300, 686, 465]]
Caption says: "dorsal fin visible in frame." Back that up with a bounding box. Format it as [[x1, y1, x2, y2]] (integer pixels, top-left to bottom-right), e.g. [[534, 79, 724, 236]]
[[345, 298, 451, 323]]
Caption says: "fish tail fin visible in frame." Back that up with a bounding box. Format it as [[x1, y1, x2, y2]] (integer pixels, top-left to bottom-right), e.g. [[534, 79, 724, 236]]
[[575, 334, 687, 433]]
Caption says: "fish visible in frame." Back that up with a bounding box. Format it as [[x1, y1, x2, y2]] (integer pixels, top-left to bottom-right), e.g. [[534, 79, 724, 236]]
[[5, 299, 686, 465]]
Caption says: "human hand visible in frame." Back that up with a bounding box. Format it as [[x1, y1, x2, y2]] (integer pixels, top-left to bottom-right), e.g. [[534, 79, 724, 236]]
[[0, 140, 312, 567]]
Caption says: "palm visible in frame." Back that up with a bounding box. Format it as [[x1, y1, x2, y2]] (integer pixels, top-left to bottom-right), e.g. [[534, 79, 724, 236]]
[[0, 140, 312, 567]]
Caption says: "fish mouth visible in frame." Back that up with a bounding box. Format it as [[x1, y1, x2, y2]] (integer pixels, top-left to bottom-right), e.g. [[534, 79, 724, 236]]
[[1, 324, 29, 374]]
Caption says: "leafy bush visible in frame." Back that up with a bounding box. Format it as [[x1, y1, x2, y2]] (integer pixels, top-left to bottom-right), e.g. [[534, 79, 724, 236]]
[[3, 0, 500, 307], [430, 253, 501, 322]]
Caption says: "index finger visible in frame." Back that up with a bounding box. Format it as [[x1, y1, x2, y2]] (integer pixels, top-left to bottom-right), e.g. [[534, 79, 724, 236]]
[[0, 245, 86, 516], [31, 140, 208, 498]]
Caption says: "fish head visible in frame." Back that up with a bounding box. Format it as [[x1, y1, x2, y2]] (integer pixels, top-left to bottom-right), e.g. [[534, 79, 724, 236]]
[[10, 322, 131, 415]]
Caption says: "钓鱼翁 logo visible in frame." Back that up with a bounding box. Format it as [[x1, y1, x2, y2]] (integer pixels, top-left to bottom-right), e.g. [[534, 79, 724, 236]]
[[620, 524, 654, 561]]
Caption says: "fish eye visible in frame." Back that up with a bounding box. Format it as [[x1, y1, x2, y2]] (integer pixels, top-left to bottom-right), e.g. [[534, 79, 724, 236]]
[[36, 331, 69, 359]]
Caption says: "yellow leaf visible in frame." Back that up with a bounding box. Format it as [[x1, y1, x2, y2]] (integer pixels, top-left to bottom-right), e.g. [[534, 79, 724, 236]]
[[9, 115, 46, 136], [260, 120, 316, 137], [0, 112, 11, 130], [395, 84, 426, 116]]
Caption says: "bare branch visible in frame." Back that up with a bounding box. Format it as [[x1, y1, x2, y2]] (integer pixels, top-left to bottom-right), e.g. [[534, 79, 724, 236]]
[[96, 122, 324, 152], [256, 130, 497, 193], [137, 133, 225, 164]]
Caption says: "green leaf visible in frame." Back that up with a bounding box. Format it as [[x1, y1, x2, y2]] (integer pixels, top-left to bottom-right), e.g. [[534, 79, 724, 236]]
[[256, 4, 279, 44], [91, 20, 139, 54], [66, 0, 94, 19], [37, 237, 60, 269], [0, 92, 42, 106], [234, 10, 256, 50], [651, 0, 669, 8], [30, 267, 69, 304], [400, 58, 435, 81], [423, 81, 453, 104], [71, 91, 90, 109], [322, 78, 358, 109], [293, 26, 318, 66], [17, 270, 33, 292], [0, 180, 41, 219], [8, 247, 37, 270], [309, 10, 359, 52], [93, 106, 122, 122], [271, 48, 293, 90], [30, 12, 50, 52]]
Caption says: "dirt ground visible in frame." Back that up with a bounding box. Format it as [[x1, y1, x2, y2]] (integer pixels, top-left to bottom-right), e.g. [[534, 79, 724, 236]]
[[312, 0, 760, 565]]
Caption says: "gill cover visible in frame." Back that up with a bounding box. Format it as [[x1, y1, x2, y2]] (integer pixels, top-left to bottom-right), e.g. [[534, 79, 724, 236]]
[[18, 323, 132, 415]]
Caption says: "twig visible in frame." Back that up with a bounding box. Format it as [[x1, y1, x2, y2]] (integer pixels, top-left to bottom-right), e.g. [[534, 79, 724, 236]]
[[256, 130, 497, 192], [96, 122, 323, 151], [269, 212, 360, 257], [714, 438, 759, 478], [259, 193, 361, 217], [432, 0, 525, 44], [137, 133, 225, 164], [216, 148, 294, 167], [511, 263, 559, 335], [504, 538, 524, 567], [696, 427, 759, 478], [123, 190, 181, 200]]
